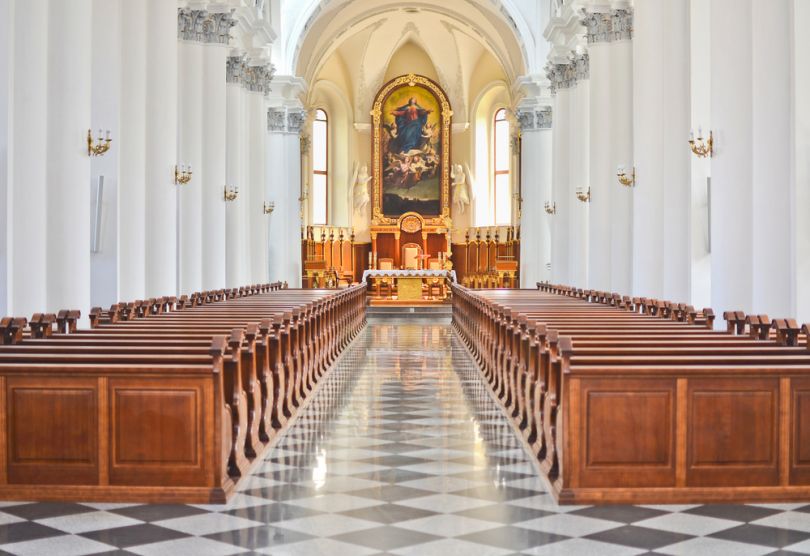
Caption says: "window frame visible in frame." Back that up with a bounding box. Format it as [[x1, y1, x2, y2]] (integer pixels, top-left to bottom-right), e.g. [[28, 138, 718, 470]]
[[312, 108, 329, 226], [493, 108, 511, 226]]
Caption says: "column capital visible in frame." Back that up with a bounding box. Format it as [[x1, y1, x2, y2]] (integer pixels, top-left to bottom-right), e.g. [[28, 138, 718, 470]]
[[177, 8, 236, 45], [516, 106, 552, 132], [545, 62, 575, 95], [580, 8, 633, 44], [266, 106, 307, 134], [244, 63, 276, 95], [574, 51, 590, 81]]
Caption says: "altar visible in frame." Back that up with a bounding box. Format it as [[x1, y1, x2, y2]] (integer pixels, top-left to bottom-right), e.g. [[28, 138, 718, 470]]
[[362, 269, 456, 302]]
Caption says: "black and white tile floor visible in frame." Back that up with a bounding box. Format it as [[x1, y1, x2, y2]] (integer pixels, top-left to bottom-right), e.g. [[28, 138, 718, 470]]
[[0, 318, 809, 555]]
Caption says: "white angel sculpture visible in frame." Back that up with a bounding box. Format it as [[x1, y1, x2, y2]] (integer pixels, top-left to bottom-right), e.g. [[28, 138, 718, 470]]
[[350, 163, 372, 215], [451, 163, 472, 215]]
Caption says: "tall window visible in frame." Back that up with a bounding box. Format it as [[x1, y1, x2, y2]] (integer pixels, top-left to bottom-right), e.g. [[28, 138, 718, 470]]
[[493, 108, 511, 225], [312, 109, 328, 225]]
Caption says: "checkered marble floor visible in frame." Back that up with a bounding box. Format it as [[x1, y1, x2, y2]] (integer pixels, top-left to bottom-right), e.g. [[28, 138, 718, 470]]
[[1, 318, 810, 555]]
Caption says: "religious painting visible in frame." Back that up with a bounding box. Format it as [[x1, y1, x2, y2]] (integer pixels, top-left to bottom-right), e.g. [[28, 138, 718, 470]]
[[371, 74, 452, 225]]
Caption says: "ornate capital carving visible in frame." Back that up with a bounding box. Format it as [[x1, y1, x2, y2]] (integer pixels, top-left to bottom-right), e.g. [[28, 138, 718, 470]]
[[517, 109, 536, 131], [545, 62, 575, 95], [267, 108, 286, 132], [227, 56, 275, 95], [580, 10, 613, 44], [287, 110, 305, 134], [177, 8, 235, 45], [611, 9, 633, 41], [536, 107, 552, 129], [226, 55, 245, 84], [244, 63, 276, 95], [574, 52, 590, 81], [580, 9, 633, 44]]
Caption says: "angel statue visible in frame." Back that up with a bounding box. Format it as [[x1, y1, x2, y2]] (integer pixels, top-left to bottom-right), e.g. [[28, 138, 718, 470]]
[[350, 163, 372, 215], [451, 163, 471, 215]]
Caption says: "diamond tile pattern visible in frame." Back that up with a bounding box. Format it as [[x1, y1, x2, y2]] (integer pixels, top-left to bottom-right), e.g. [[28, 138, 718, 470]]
[[0, 318, 809, 555]]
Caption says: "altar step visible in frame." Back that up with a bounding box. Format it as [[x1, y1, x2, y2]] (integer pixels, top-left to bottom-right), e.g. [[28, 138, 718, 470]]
[[367, 305, 453, 319]]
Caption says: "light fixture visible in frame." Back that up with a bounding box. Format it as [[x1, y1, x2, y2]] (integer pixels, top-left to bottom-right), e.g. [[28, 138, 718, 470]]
[[263, 201, 275, 214], [174, 164, 192, 185], [87, 129, 112, 156], [544, 201, 557, 215], [616, 165, 635, 187], [575, 187, 591, 203], [689, 128, 713, 158], [223, 186, 239, 202]]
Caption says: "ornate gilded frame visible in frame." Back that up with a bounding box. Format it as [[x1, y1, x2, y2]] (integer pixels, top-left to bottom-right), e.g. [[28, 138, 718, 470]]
[[370, 73, 452, 227]]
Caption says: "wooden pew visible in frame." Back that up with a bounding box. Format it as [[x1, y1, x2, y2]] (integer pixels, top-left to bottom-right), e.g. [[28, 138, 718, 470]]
[[451, 284, 810, 504], [0, 284, 366, 503]]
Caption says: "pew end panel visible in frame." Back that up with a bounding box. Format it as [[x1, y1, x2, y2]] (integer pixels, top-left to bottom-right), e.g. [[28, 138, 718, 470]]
[[0, 364, 233, 504]]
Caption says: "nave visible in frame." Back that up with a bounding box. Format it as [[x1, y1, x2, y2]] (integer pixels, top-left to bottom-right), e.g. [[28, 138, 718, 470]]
[[0, 319, 808, 555]]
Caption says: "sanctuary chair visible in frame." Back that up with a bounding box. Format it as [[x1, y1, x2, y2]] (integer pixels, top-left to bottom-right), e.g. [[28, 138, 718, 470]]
[[402, 243, 422, 270], [377, 258, 395, 298], [427, 258, 444, 299]]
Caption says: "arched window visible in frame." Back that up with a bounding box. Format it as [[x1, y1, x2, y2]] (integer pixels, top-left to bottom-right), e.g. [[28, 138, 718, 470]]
[[312, 109, 328, 225], [493, 108, 511, 225]]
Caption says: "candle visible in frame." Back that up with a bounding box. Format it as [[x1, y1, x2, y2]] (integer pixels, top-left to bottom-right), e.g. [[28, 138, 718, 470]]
[[689, 130, 694, 141]]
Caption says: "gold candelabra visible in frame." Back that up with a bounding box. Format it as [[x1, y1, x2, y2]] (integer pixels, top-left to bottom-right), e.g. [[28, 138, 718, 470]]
[[174, 164, 192, 185], [263, 201, 275, 214], [544, 201, 557, 215], [223, 186, 239, 202], [87, 129, 112, 157], [689, 129, 713, 158], [575, 187, 591, 203], [616, 166, 635, 187]]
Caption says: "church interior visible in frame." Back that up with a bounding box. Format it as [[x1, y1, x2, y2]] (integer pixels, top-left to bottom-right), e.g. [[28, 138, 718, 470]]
[[0, 0, 808, 554]]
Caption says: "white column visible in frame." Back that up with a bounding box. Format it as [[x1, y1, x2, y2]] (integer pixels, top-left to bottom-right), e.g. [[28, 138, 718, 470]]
[[46, 0, 92, 315], [569, 54, 590, 288], [7, 0, 48, 317], [751, 0, 792, 316], [550, 81, 572, 284], [609, 9, 634, 295], [144, 0, 177, 297], [632, 0, 691, 301], [201, 29, 228, 291], [267, 107, 304, 287], [118, 0, 146, 301], [710, 0, 793, 317], [225, 56, 245, 289], [90, 0, 121, 309], [178, 36, 203, 294], [585, 12, 612, 291], [0, 0, 9, 316], [266, 109, 287, 284], [518, 106, 553, 288], [248, 94, 268, 283], [795, 0, 810, 323]]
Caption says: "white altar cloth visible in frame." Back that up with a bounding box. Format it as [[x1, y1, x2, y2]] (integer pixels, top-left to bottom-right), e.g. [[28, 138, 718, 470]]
[[362, 269, 457, 283]]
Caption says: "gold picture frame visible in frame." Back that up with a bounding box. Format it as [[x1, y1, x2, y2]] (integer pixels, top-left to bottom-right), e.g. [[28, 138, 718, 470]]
[[371, 73, 452, 227]]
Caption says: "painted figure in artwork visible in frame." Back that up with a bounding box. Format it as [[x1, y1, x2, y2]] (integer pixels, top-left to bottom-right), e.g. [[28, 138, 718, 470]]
[[390, 98, 432, 153]]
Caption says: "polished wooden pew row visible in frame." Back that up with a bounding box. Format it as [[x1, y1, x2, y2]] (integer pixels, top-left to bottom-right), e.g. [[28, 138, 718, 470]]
[[0, 284, 366, 503], [451, 284, 810, 504]]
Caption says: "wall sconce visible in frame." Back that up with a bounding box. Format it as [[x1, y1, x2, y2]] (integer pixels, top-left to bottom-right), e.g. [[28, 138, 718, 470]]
[[223, 186, 239, 202], [689, 128, 713, 158], [87, 129, 112, 157], [544, 201, 557, 215], [174, 164, 192, 185], [616, 165, 635, 187], [263, 201, 275, 214], [575, 187, 591, 203]]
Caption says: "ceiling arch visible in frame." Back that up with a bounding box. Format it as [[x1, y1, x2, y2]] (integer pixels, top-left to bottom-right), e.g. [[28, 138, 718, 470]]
[[286, 0, 533, 85]]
